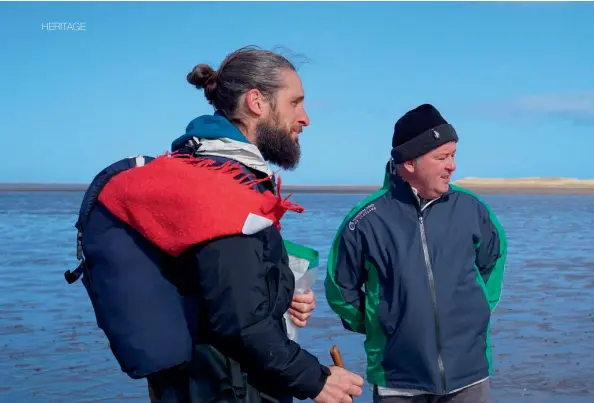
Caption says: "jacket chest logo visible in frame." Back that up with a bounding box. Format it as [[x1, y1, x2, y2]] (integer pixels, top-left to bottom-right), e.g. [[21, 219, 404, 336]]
[[348, 204, 377, 230]]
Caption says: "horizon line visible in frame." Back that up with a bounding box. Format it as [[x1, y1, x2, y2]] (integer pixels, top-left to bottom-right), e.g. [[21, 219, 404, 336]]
[[2, 178, 594, 195], [1, 176, 594, 186]]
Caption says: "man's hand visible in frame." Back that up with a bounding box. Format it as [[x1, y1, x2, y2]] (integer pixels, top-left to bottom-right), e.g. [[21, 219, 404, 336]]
[[313, 366, 364, 403], [289, 289, 316, 327]]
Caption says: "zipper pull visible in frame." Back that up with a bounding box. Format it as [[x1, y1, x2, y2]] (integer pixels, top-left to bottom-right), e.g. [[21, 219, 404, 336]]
[[419, 215, 423, 224]]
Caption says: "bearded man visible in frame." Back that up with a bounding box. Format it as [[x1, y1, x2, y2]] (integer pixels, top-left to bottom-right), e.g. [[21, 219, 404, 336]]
[[75, 46, 363, 403]]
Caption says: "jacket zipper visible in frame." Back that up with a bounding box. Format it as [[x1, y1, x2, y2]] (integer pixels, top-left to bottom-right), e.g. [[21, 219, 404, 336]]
[[418, 213, 447, 393]]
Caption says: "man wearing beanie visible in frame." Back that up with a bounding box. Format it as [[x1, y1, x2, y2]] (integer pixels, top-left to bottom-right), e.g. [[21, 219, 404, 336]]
[[325, 104, 507, 402]]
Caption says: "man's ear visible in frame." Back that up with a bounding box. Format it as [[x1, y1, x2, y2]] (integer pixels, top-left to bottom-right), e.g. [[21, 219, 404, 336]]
[[401, 159, 416, 174], [244, 88, 266, 117]]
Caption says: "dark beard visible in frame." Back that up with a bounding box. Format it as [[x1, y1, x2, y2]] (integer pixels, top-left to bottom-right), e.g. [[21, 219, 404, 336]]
[[255, 117, 301, 171]]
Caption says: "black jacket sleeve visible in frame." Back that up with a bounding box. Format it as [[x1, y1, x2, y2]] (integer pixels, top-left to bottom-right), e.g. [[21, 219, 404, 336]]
[[194, 230, 329, 400]]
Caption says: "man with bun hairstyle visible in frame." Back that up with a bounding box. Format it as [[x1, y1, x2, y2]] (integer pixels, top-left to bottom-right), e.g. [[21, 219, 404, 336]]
[[160, 47, 364, 402], [73, 46, 363, 403], [325, 104, 507, 403]]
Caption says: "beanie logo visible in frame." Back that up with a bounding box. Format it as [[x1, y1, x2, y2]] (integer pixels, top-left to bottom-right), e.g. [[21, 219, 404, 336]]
[[432, 130, 440, 139]]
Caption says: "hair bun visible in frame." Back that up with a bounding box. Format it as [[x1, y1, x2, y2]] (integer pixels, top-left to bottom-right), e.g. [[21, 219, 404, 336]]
[[187, 64, 218, 104], [187, 64, 216, 89]]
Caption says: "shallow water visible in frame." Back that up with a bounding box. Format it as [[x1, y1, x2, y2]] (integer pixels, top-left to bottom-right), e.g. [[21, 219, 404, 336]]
[[1, 191, 594, 402]]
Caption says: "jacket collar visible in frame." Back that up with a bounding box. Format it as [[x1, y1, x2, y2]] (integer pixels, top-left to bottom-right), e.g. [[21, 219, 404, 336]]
[[385, 160, 453, 209], [171, 112, 273, 177]]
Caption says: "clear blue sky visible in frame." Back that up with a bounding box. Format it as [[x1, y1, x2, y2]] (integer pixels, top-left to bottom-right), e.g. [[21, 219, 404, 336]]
[[1, 2, 593, 185]]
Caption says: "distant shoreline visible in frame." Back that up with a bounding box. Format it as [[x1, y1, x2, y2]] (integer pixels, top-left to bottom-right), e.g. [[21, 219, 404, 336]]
[[451, 177, 594, 195], [2, 177, 594, 195]]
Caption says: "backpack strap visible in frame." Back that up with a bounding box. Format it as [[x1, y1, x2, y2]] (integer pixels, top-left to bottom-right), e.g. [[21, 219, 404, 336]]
[[64, 154, 154, 284]]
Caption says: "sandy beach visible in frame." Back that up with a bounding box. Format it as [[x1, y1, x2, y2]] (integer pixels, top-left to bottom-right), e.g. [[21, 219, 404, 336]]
[[281, 177, 594, 195], [452, 177, 594, 195]]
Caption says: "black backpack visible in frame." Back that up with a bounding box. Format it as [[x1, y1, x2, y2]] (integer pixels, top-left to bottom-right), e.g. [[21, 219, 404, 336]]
[[65, 154, 263, 403]]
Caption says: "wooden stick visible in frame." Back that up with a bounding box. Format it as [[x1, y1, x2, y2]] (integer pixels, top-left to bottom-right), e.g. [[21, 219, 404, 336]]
[[330, 345, 354, 400], [330, 344, 345, 368]]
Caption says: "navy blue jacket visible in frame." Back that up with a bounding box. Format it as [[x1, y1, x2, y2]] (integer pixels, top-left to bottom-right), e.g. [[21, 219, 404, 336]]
[[173, 117, 329, 400], [324, 170, 507, 395], [77, 114, 328, 402]]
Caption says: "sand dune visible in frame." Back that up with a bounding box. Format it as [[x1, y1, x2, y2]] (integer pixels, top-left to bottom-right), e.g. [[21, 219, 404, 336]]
[[453, 177, 594, 188], [452, 177, 594, 195], [281, 177, 594, 195]]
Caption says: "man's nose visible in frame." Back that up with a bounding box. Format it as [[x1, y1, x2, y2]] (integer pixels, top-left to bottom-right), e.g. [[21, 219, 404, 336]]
[[447, 158, 456, 172], [298, 108, 310, 127]]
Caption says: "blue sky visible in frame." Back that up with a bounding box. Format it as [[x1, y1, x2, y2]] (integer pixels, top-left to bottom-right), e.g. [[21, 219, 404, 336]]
[[1, 2, 593, 185]]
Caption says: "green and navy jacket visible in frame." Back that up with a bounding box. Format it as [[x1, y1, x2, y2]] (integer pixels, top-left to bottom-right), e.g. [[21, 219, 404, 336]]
[[324, 169, 507, 395]]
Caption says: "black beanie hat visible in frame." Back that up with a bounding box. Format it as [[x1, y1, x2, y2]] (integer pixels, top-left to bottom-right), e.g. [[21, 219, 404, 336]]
[[391, 104, 458, 164]]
